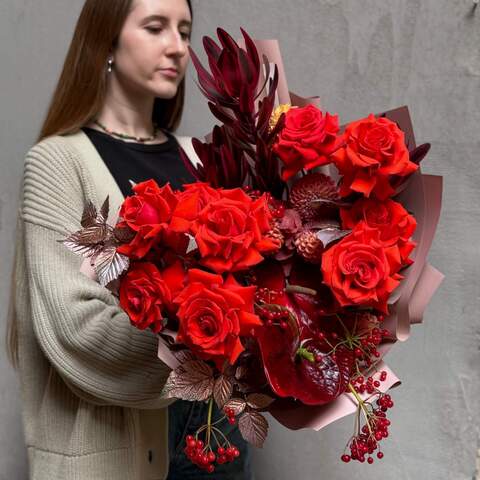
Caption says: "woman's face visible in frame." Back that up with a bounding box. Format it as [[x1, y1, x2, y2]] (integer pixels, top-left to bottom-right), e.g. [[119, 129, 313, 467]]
[[112, 0, 192, 99]]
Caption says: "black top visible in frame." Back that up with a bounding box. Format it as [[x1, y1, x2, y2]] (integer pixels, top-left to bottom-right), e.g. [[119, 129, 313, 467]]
[[81, 126, 197, 198]]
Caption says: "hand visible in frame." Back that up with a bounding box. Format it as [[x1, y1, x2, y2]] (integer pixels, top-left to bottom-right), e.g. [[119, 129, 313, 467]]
[[80, 256, 98, 281], [80, 257, 120, 297]]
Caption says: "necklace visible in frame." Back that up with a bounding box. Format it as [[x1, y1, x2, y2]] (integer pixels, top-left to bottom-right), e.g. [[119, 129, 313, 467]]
[[93, 119, 161, 143]]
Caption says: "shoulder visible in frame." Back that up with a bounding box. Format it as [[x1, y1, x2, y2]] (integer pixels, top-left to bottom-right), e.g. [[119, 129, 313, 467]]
[[24, 133, 83, 178], [21, 133, 86, 232]]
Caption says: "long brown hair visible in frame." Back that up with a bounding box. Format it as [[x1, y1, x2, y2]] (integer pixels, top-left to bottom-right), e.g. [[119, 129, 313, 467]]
[[6, 0, 194, 367]]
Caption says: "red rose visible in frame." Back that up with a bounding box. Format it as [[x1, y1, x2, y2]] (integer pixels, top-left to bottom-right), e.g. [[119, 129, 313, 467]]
[[173, 268, 263, 368], [321, 222, 402, 313], [331, 114, 418, 199], [341, 198, 417, 272], [169, 182, 222, 233], [273, 104, 342, 181], [190, 188, 278, 273], [117, 180, 178, 259], [119, 261, 185, 333]]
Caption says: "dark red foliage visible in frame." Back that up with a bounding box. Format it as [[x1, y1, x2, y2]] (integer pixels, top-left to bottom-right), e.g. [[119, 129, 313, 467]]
[[185, 27, 285, 196]]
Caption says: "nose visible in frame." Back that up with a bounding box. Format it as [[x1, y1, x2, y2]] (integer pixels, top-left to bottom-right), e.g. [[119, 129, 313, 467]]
[[165, 29, 188, 57]]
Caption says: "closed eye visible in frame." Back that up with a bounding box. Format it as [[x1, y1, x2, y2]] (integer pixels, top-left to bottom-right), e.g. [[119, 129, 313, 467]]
[[145, 26, 190, 41], [146, 27, 162, 34]]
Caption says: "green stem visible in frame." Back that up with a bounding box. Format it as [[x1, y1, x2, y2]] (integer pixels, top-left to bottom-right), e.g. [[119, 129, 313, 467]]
[[348, 383, 373, 435], [206, 397, 214, 447], [296, 347, 315, 362]]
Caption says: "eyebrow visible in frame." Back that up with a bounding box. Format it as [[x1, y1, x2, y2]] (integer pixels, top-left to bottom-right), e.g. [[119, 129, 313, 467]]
[[141, 14, 192, 28]]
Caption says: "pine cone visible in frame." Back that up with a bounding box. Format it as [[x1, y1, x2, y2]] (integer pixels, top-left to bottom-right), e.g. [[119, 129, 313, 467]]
[[289, 172, 340, 223], [266, 224, 284, 248], [294, 229, 323, 263]]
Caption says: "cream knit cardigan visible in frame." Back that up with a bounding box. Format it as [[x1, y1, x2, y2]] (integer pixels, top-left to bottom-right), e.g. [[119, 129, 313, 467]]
[[14, 129, 200, 480]]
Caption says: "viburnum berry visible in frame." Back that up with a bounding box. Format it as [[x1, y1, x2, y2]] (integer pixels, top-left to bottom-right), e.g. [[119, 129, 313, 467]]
[[342, 383, 393, 464], [183, 424, 241, 473]]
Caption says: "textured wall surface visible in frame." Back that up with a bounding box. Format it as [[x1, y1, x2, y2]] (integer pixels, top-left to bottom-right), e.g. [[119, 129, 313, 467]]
[[0, 1, 478, 479]]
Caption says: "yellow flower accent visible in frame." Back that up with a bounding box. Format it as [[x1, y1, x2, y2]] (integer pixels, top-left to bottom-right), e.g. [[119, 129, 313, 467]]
[[269, 103, 292, 131]]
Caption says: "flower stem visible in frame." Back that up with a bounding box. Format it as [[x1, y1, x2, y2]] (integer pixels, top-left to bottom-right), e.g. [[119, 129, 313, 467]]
[[285, 284, 317, 296], [206, 396, 214, 447], [296, 346, 315, 362]]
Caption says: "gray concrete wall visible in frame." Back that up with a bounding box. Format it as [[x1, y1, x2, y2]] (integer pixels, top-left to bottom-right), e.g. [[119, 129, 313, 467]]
[[1, 1, 478, 478]]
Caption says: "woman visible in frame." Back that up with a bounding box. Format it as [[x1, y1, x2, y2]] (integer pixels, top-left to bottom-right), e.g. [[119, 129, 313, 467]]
[[6, 0, 253, 478]]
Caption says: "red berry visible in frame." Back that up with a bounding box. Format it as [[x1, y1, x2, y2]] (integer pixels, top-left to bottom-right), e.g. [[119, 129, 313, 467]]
[[367, 457, 374, 464], [377, 451, 384, 459], [207, 451, 216, 462], [341, 454, 351, 463]]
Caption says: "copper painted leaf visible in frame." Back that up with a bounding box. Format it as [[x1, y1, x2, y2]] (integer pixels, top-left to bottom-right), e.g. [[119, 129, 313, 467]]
[[246, 393, 274, 410], [224, 397, 247, 416], [213, 375, 234, 409], [238, 410, 268, 448], [162, 360, 214, 401], [113, 225, 136, 244], [303, 220, 340, 230], [235, 365, 248, 380], [172, 349, 196, 364], [99, 195, 110, 224], [79, 224, 110, 244], [81, 201, 98, 228], [315, 227, 351, 249], [59, 235, 101, 258], [95, 246, 130, 287], [309, 198, 350, 209]]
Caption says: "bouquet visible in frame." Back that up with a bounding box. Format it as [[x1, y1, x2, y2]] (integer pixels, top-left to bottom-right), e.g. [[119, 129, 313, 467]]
[[62, 28, 443, 473]]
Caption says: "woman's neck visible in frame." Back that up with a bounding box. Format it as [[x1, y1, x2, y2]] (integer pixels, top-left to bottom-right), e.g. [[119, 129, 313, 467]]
[[88, 85, 168, 144]]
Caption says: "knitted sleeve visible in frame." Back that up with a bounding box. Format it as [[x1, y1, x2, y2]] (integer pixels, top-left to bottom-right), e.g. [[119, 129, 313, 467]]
[[20, 137, 173, 409]]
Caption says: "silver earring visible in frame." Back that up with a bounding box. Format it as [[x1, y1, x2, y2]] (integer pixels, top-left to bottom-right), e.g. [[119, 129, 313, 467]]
[[107, 57, 114, 73]]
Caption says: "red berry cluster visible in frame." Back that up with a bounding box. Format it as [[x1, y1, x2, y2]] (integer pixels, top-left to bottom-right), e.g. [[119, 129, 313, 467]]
[[257, 305, 289, 328], [268, 198, 286, 218], [243, 187, 285, 219], [183, 435, 240, 474], [352, 370, 389, 394], [254, 288, 291, 329], [341, 391, 393, 464], [223, 406, 236, 425], [354, 327, 390, 367]]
